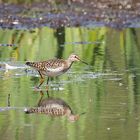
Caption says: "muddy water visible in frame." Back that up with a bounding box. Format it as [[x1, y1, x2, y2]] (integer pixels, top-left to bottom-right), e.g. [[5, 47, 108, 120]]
[[1, 1, 140, 29]]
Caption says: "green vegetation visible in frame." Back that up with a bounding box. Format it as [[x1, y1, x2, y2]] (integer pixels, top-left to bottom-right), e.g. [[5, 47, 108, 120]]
[[0, 27, 140, 140]]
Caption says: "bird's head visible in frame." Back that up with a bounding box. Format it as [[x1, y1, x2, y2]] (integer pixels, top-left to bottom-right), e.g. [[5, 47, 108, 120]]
[[68, 54, 80, 62], [68, 54, 88, 65]]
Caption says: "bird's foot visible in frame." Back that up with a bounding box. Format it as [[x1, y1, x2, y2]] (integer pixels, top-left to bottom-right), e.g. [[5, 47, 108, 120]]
[[34, 86, 41, 91]]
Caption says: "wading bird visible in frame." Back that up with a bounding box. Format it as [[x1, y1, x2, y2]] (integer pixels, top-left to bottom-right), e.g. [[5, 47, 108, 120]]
[[26, 54, 88, 89], [24, 90, 85, 122]]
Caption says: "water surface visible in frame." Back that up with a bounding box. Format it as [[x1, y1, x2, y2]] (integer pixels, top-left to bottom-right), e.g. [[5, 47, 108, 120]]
[[0, 27, 140, 140], [0, 1, 140, 140]]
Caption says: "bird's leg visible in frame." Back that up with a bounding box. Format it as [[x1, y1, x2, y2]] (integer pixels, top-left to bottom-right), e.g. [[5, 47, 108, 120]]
[[46, 90, 50, 98], [47, 77, 49, 85], [46, 77, 49, 90], [37, 71, 45, 89], [37, 91, 44, 106], [37, 77, 45, 88]]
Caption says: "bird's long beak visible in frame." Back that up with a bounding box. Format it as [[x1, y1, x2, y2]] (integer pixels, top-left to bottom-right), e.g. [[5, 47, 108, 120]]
[[79, 59, 89, 65], [79, 112, 86, 116], [76, 56, 89, 65]]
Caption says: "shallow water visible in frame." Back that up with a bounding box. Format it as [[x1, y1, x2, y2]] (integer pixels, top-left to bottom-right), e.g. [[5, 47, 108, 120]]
[[0, 1, 140, 140], [0, 27, 140, 140]]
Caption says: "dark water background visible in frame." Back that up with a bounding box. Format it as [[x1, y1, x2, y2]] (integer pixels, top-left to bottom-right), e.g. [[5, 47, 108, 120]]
[[0, 0, 140, 140]]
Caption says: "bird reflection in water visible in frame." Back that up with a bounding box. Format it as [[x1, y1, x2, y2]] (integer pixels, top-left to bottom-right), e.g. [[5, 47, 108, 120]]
[[24, 90, 84, 122]]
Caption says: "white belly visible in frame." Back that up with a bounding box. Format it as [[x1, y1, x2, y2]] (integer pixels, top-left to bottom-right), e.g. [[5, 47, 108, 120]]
[[46, 67, 68, 77]]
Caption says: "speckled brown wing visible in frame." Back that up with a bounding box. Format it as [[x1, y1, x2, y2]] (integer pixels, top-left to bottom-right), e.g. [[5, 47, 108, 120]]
[[25, 98, 73, 117], [43, 59, 67, 69], [26, 59, 69, 77], [26, 59, 66, 70], [38, 59, 68, 76], [39, 98, 72, 110]]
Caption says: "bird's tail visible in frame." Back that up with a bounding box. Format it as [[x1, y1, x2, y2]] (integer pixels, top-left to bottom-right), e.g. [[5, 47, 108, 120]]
[[24, 107, 47, 114], [24, 108, 31, 114], [24, 107, 37, 114], [26, 62, 36, 67]]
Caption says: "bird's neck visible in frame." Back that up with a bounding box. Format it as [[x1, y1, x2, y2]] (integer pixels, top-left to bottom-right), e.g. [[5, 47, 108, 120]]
[[66, 60, 74, 69]]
